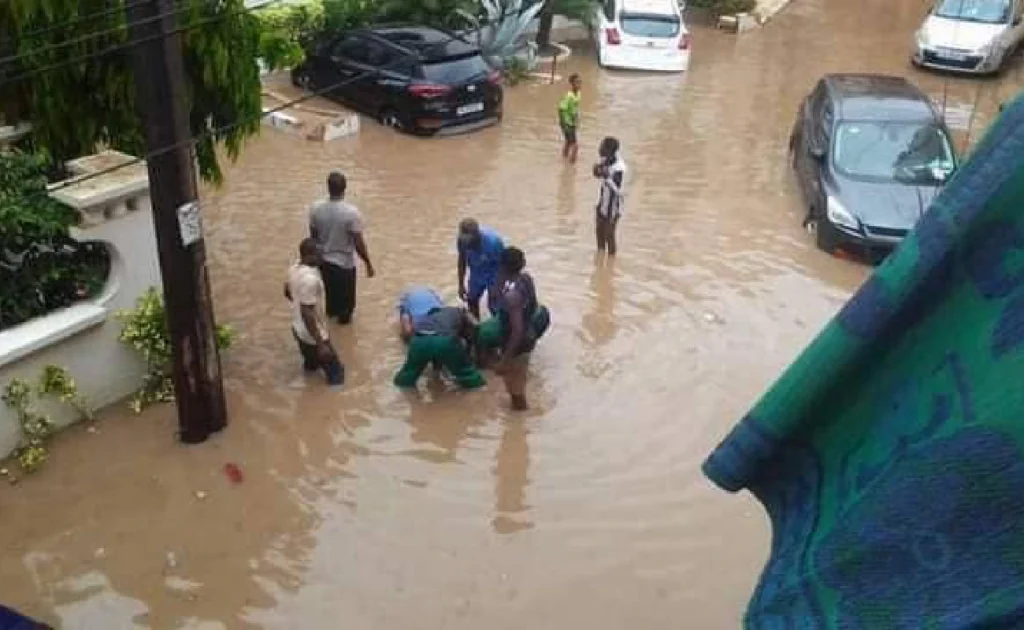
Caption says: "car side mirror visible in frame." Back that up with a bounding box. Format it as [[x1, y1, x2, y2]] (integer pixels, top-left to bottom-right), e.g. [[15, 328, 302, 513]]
[[810, 145, 826, 160]]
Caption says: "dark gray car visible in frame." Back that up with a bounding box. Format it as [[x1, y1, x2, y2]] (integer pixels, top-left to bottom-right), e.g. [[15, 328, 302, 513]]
[[788, 74, 957, 261]]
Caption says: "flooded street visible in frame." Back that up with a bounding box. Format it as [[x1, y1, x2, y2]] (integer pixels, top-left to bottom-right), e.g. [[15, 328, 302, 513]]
[[1, 0, 1020, 626]]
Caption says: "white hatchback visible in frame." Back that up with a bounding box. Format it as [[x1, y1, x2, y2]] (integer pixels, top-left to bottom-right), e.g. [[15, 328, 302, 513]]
[[592, 0, 691, 72], [912, 0, 1024, 74]]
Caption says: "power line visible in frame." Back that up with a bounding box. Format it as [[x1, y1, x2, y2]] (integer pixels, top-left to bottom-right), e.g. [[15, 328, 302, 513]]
[[1, 0, 197, 69], [0, 0, 284, 84], [13, 0, 154, 41]]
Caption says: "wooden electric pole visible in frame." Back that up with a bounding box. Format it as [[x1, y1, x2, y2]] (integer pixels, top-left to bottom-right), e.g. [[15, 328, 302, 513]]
[[127, 0, 228, 443]]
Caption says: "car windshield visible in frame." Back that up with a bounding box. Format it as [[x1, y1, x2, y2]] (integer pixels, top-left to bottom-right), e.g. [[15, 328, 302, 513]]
[[420, 54, 489, 83], [620, 13, 681, 37], [934, 0, 1011, 23], [833, 121, 956, 184]]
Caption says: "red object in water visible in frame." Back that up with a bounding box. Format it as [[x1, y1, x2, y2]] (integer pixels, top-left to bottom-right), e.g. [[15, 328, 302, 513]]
[[223, 463, 244, 484]]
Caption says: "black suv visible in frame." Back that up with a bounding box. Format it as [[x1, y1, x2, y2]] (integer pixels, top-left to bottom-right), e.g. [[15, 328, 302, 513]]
[[292, 26, 504, 136]]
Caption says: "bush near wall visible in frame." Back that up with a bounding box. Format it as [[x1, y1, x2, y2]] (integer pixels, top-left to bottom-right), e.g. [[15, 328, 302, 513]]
[[688, 0, 756, 15], [0, 152, 110, 331]]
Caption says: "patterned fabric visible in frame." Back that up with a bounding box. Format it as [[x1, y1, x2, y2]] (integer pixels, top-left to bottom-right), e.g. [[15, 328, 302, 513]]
[[703, 91, 1024, 629]]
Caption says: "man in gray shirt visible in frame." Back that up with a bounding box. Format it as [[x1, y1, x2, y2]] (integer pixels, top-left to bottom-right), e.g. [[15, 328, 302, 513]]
[[309, 171, 375, 324]]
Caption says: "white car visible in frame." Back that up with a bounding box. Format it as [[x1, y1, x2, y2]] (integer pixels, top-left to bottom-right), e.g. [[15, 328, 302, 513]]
[[913, 0, 1024, 74], [592, 0, 691, 72]]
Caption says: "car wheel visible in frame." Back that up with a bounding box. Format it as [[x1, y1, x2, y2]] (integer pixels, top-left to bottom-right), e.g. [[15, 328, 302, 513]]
[[806, 209, 837, 253], [379, 109, 404, 131], [293, 67, 313, 91]]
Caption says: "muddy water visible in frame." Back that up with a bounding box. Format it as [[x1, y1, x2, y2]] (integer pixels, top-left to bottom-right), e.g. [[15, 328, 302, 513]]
[[2, 0, 1020, 626]]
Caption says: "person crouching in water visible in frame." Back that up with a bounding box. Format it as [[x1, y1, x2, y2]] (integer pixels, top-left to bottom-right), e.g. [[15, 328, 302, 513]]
[[490, 247, 545, 411], [394, 287, 486, 391], [593, 136, 627, 256]]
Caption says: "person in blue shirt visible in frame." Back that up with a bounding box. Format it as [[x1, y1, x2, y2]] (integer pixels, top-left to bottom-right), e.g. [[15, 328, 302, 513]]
[[398, 285, 445, 342], [456, 218, 505, 319]]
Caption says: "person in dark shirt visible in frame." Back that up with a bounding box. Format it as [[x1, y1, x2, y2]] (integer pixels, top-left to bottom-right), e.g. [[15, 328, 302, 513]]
[[492, 247, 541, 411]]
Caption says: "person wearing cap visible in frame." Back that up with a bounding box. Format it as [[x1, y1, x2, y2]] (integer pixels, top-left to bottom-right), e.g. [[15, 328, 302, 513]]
[[393, 296, 485, 391], [456, 218, 505, 319]]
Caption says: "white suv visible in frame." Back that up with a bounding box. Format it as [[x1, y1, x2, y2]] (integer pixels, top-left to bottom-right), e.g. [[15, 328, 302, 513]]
[[592, 0, 691, 72]]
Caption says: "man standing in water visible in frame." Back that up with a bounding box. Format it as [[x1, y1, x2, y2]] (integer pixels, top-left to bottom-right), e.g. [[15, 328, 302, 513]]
[[284, 238, 344, 386], [593, 137, 627, 256], [558, 73, 582, 163], [457, 218, 505, 319], [492, 247, 541, 411], [309, 171, 375, 325]]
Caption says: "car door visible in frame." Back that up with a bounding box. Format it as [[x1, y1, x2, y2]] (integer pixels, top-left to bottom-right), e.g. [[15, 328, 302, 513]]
[[360, 41, 411, 116], [323, 35, 374, 110], [794, 81, 826, 203]]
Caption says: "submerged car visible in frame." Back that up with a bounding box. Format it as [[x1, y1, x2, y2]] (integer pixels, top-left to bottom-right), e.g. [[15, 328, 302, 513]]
[[913, 0, 1024, 74], [292, 26, 503, 136], [788, 74, 957, 259], [591, 0, 691, 72]]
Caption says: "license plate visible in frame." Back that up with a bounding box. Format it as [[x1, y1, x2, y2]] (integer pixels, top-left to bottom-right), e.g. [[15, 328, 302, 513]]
[[938, 48, 967, 61], [457, 102, 484, 116]]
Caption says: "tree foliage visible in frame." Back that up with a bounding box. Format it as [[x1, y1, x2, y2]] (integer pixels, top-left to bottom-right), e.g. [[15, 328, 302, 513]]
[[0, 0, 262, 183]]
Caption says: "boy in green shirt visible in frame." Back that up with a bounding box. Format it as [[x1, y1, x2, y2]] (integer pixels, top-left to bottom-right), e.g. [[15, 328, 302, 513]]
[[558, 73, 582, 163]]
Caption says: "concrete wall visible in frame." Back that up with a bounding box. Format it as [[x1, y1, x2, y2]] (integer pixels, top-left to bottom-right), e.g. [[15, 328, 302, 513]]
[[0, 151, 160, 459]]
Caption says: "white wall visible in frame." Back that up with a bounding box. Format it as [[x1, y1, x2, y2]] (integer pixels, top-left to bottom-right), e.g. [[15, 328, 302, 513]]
[[0, 152, 161, 459]]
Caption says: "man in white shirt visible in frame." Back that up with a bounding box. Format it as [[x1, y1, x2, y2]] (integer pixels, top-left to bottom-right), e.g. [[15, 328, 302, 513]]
[[593, 136, 627, 256], [284, 238, 344, 386]]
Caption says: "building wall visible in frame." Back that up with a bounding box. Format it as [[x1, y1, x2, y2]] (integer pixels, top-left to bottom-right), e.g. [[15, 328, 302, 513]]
[[0, 153, 160, 459]]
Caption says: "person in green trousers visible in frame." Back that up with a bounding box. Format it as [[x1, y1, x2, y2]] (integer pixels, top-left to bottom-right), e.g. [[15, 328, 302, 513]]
[[394, 299, 485, 391]]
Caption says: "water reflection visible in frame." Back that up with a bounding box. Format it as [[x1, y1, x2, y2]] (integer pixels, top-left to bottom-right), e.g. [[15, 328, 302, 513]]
[[492, 418, 533, 534]]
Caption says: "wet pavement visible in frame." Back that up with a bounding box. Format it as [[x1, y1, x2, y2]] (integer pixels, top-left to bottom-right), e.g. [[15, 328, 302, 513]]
[[1, 0, 1020, 626]]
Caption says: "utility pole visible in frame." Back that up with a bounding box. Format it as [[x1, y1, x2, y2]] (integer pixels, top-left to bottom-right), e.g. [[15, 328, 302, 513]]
[[127, 0, 228, 443]]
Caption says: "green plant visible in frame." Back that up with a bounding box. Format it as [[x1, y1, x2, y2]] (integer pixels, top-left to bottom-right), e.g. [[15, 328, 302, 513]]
[[688, 0, 756, 15], [1, 366, 91, 475], [254, 2, 325, 71], [118, 288, 235, 414], [3, 0, 262, 183], [0, 151, 111, 331], [502, 55, 531, 85]]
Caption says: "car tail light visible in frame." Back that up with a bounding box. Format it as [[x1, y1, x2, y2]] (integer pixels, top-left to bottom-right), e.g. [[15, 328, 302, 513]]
[[605, 27, 621, 45], [678, 33, 691, 50], [488, 69, 502, 85], [409, 83, 452, 98]]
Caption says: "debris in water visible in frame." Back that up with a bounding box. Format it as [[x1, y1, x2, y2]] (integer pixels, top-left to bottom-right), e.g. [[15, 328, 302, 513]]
[[165, 551, 179, 570], [223, 463, 244, 484], [86, 426, 99, 434], [0, 468, 7, 476], [194, 490, 208, 501], [94, 547, 106, 559]]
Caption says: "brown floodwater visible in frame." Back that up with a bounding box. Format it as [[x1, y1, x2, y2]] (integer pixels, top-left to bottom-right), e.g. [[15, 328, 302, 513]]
[[2, 0, 1019, 626]]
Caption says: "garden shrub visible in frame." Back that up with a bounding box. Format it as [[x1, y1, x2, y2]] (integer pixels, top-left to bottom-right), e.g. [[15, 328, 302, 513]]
[[0, 151, 110, 331]]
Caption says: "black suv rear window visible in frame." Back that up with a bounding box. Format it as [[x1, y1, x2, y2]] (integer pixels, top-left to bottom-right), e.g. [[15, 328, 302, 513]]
[[420, 54, 490, 84]]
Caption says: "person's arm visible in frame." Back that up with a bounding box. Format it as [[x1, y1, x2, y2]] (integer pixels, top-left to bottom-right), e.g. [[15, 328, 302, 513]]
[[353, 232, 375, 277], [495, 290, 525, 371], [457, 247, 468, 300], [399, 312, 415, 341], [283, 281, 292, 301]]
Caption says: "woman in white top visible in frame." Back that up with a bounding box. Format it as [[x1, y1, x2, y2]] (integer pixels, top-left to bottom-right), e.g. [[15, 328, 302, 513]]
[[593, 136, 627, 256]]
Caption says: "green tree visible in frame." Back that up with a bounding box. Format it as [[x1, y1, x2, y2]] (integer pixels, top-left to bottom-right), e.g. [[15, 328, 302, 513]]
[[0, 0, 262, 183]]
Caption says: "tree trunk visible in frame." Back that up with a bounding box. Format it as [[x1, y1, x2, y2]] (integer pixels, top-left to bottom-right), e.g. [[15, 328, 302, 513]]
[[535, 1, 555, 50]]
